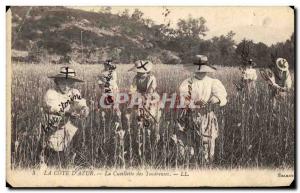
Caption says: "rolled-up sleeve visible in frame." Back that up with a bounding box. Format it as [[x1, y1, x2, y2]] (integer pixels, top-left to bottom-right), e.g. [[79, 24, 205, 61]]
[[211, 79, 227, 106]]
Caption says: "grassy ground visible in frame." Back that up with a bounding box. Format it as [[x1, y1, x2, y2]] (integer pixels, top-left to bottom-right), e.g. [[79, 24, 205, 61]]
[[10, 63, 295, 169]]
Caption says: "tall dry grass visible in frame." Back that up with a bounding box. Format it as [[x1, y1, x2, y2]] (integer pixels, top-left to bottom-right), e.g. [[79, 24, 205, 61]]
[[11, 63, 294, 169]]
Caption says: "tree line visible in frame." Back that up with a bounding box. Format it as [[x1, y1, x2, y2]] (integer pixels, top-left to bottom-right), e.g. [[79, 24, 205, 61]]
[[12, 7, 294, 68]]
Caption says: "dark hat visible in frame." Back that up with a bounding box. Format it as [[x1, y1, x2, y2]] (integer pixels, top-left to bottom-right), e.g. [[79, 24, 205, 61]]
[[248, 58, 257, 67], [104, 60, 116, 70], [48, 67, 84, 82], [193, 55, 209, 65]]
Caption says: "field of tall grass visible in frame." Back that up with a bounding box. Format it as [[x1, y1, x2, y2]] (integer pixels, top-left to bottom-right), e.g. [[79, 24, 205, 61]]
[[10, 63, 295, 169]]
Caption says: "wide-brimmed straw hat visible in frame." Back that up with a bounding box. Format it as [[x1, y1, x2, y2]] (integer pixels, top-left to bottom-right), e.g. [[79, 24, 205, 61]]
[[184, 55, 216, 73], [48, 67, 84, 82], [275, 58, 289, 71], [128, 60, 153, 73]]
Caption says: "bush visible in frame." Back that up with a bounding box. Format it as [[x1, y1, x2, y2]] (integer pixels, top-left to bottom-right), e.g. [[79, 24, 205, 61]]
[[160, 50, 181, 64]]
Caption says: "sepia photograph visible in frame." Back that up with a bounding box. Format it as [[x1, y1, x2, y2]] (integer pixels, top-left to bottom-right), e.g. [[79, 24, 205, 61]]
[[6, 6, 295, 187]]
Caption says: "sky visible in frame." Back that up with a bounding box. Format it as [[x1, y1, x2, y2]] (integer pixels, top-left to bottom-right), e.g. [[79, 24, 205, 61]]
[[73, 6, 294, 46]]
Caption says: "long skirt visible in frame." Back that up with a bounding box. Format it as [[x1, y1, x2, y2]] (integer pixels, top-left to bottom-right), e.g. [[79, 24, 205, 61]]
[[175, 110, 219, 163]]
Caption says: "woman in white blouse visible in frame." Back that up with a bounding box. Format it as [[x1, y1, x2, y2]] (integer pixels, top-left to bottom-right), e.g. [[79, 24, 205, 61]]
[[42, 67, 89, 167], [234, 59, 257, 95], [261, 58, 292, 107], [269, 58, 292, 94], [177, 55, 227, 164], [241, 59, 257, 92], [128, 60, 162, 159]]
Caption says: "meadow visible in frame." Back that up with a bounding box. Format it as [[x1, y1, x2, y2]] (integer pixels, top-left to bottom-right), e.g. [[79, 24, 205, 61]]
[[10, 63, 295, 169]]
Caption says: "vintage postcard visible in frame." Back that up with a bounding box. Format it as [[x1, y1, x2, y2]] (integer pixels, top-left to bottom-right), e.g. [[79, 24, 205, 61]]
[[6, 6, 295, 187]]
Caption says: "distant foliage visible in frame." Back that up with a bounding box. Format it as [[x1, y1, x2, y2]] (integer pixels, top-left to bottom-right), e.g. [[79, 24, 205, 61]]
[[11, 7, 294, 68], [177, 16, 208, 38], [233, 36, 294, 69], [161, 50, 181, 64]]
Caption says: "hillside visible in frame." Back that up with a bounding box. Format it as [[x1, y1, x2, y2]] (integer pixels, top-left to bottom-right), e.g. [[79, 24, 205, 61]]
[[10, 6, 294, 67], [11, 6, 180, 64]]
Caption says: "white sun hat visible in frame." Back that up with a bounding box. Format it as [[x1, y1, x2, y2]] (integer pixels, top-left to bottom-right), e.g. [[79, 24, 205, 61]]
[[184, 55, 216, 73], [128, 60, 153, 73], [48, 67, 84, 82], [276, 58, 289, 71]]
